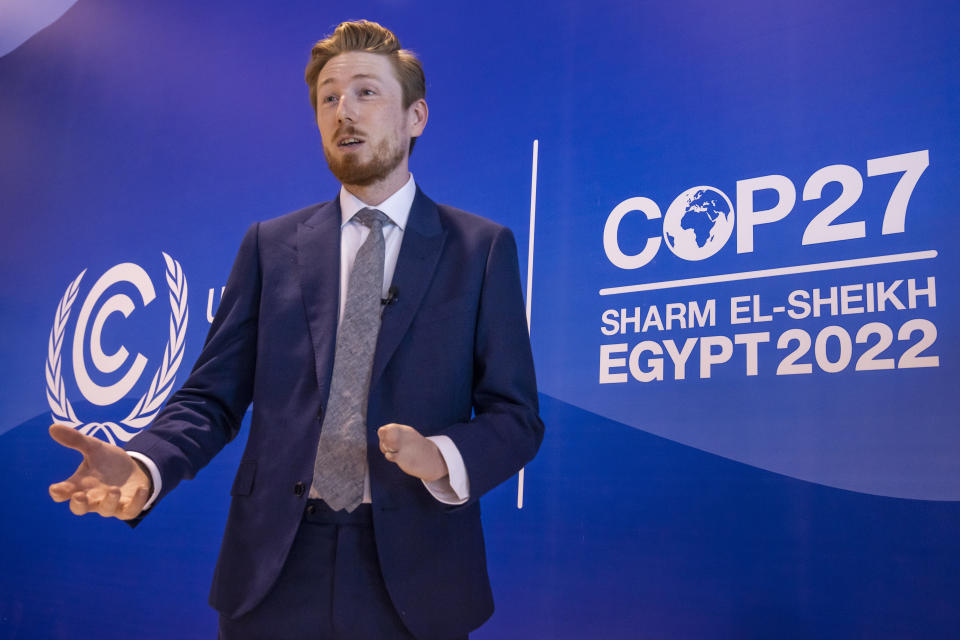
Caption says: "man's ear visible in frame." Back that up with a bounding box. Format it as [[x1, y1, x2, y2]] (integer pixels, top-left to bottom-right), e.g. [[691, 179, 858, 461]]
[[407, 99, 428, 137]]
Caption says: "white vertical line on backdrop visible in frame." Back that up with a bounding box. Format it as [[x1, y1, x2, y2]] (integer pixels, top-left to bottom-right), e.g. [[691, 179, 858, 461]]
[[518, 139, 538, 510]]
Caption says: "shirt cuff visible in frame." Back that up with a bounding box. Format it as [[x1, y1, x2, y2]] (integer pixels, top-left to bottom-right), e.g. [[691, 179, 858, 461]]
[[127, 451, 162, 510], [423, 435, 469, 505]]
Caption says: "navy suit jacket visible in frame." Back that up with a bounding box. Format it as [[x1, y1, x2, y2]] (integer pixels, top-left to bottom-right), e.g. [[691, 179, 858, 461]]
[[125, 187, 544, 640]]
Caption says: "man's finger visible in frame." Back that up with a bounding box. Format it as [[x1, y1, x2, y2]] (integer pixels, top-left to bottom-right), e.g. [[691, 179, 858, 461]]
[[119, 485, 148, 520], [98, 488, 122, 518], [86, 486, 107, 509], [379, 439, 398, 455], [124, 487, 150, 520], [49, 423, 97, 455], [378, 423, 409, 449], [49, 481, 76, 502], [69, 491, 90, 516], [377, 424, 397, 442]]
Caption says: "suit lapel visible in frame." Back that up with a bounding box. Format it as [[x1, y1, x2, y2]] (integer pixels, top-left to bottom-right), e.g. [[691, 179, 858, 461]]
[[297, 199, 342, 396], [370, 188, 446, 389]]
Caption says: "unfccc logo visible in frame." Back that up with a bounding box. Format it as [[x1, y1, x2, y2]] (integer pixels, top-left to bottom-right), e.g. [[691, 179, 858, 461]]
[[45, 254, 188, 443]]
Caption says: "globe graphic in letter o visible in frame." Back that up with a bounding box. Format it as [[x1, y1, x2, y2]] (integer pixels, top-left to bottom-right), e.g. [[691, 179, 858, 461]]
[[662, 186, 735, 261]]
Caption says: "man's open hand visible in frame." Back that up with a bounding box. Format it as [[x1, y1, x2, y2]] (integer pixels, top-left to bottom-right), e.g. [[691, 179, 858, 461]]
[[48, 423, 151, 520], [377, 423, 448, 483]]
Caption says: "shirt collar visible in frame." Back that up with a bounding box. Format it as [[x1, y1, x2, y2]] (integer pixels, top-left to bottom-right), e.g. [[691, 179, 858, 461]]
[[338, 174, 416, 231]]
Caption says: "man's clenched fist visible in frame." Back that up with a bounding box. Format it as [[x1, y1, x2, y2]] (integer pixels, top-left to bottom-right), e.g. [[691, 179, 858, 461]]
[[377, 423, 448, 483]]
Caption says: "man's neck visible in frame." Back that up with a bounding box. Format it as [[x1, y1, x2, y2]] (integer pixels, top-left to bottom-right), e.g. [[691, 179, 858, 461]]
[[343, 167, 410, 207]]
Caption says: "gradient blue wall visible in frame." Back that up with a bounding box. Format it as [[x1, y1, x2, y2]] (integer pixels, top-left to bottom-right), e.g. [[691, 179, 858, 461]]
[[2, 1, 958, 637]]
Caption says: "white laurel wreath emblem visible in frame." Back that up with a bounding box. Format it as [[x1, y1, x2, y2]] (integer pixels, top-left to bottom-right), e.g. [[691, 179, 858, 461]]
[[45, 253, 189, 444]]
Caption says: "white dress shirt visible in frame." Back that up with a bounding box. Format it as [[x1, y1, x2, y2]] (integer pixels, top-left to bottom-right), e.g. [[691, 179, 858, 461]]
[[130, 174, 469, 509]]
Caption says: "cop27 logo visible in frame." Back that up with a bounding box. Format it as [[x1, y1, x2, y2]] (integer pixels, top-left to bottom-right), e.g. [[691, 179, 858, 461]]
[[603, 150, 929, 268], [45, 254, 188, 444]]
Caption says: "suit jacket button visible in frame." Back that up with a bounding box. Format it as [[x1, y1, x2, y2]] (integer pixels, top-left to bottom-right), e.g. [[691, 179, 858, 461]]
[[294, 481, 306, 497], [316, 406, 324, 421]]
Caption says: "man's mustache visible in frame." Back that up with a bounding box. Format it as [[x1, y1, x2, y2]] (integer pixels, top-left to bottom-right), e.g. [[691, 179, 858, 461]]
[[333, 125, 366, 139]]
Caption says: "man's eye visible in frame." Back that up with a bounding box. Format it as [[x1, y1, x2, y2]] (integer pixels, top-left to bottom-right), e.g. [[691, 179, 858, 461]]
[[322, 95, 338, 104], [360, 89, 376, 96]]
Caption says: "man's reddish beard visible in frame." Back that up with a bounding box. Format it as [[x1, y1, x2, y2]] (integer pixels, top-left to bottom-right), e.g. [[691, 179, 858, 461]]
[[323, 127, 407, 187]]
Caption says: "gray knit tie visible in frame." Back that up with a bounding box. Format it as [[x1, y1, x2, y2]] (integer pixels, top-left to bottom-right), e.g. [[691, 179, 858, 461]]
[[310, 208, 388, 511]]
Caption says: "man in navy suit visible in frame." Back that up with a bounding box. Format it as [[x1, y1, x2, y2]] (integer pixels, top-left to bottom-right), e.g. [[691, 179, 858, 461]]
[[48, 19, 543, 640]]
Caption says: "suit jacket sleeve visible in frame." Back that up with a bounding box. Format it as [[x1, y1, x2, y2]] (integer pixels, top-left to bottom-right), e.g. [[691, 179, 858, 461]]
[[124, 222, 261, 503], [438, 226, 544, 503]]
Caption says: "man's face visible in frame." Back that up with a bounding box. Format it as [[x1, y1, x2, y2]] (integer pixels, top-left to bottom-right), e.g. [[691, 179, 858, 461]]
[[315, 51, 426, 187]]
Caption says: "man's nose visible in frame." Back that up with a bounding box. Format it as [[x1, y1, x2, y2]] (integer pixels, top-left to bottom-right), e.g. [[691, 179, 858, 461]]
[[336, 95, 356, 123]]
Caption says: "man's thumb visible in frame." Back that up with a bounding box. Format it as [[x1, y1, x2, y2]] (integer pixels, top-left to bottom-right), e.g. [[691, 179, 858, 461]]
[[49, 423, 95, 454]]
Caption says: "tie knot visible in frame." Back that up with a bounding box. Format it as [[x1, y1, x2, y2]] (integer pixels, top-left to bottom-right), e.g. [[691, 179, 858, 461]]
[[353, 208, 388, 231]]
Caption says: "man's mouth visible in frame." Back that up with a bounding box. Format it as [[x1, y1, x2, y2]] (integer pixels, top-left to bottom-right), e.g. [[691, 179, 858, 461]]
[[337, 137, 364, 148]]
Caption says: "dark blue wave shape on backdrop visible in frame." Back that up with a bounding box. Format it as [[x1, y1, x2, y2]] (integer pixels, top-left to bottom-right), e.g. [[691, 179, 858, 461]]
[[3, 394, 958, 639]]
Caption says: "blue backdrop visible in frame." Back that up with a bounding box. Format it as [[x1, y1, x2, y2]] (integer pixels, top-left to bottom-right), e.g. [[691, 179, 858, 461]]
[[2, 0, 958, 637]]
